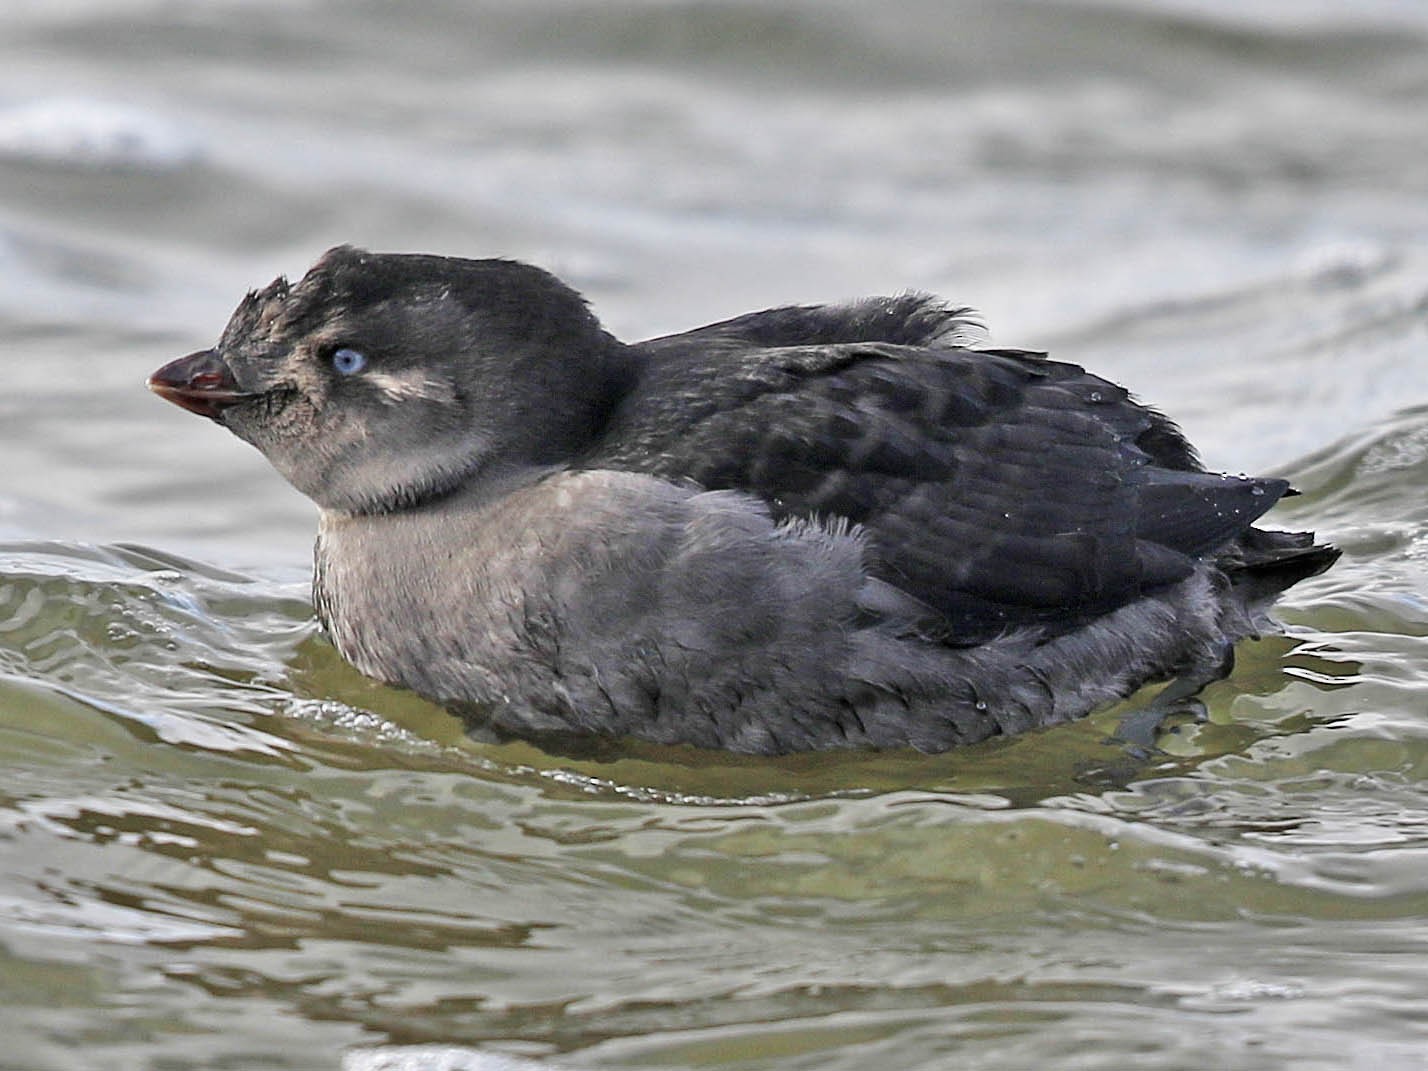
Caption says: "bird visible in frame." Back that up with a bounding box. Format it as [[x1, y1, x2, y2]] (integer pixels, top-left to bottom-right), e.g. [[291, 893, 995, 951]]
[[148, 245, 1338, 755]]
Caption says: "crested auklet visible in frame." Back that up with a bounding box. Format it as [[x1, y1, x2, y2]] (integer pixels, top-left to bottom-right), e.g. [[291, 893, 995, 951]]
[[149, 246, 1338, 754]]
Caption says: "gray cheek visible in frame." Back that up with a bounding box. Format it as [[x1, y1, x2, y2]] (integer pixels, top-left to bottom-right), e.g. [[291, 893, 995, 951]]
[[222, 394, 343, 498]]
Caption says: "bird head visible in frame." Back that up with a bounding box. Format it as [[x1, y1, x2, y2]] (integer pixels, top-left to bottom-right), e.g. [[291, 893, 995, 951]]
[[149, 245, 629, 514]]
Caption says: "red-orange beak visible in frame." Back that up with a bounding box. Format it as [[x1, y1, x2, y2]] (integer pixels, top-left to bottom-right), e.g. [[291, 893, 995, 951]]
[[147, 349, 254, 421]]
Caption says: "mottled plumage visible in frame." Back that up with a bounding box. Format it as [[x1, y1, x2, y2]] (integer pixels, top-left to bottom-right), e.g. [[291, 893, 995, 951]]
[[149, 246, 1337, 753]]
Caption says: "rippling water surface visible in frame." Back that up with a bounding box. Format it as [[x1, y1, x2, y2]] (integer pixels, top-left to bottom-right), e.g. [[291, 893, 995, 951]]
[[2, 2, 1427, 1069]]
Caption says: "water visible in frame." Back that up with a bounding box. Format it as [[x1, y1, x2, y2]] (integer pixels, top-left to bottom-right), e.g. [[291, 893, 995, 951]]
[[2, 2, 1427, 1068]]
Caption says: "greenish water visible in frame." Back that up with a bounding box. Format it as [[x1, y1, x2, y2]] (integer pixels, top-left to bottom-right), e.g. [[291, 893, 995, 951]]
[[2, 2, 1427, 1069]]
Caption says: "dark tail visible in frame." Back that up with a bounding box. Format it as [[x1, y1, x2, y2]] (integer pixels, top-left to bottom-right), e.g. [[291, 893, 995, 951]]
[[1222, 527, 1340, 611]]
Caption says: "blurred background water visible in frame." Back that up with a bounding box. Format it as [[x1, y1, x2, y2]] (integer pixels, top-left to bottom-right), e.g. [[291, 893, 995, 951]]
[[2, 2, 1427, 1069]]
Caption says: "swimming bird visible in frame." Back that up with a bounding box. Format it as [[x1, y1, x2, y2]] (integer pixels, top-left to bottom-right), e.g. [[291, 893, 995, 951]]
[[148, 246, 1337, 754]]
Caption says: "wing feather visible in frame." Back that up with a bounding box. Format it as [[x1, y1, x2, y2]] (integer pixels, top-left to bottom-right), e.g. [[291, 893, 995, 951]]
[[588, 332, 1282, 644]]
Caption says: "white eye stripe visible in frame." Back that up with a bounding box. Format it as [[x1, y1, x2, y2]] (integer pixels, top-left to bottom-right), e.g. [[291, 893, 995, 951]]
[[365, 369, 452, 403]]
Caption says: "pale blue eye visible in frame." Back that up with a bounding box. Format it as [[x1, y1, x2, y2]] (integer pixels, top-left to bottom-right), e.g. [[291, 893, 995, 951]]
[[331, 347, 367, 375]]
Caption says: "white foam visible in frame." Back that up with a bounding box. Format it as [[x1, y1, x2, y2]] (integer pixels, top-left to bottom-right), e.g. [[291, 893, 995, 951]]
[[0, 96, 201, 170], [343, 1048, 570, 1071]]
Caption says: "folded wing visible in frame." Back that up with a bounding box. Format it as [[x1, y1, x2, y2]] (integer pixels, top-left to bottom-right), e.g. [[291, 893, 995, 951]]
[[589, 334, 1288, 644]]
